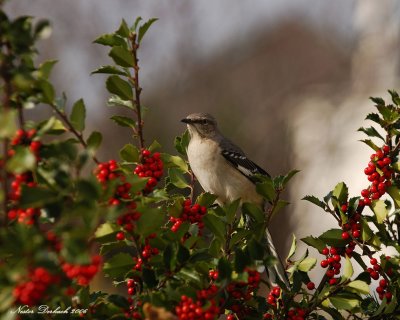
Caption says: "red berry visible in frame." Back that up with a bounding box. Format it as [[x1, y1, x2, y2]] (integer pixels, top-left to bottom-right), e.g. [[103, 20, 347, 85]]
[[341, 204, 348, 212], [322, 247, 329, 255], [376, 286, 384, 294], [383, 157, 391, 166], [379, 279, 387, 288], [370, 271, 379, 280], [386, 291, 393, 301], [370, 258, 378, 265], [307, 282, 315, 290], [116, 232, 125, 241], [320, 260, 329, 268], [341, 232, 350, 240], [361, 189, 370, 197], [142, 149, 151, 157], [127, 287, 135, 295], [330, 247, 338, 255], [352, 230, 361, 238], [326, 270, 334, 278]]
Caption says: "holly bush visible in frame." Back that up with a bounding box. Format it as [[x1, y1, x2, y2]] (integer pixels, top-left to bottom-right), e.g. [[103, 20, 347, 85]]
[[1, 6, 400, 320]]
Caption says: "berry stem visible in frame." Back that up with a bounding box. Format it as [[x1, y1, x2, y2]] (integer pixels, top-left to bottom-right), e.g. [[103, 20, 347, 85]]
[[129, 32, 145, 150]]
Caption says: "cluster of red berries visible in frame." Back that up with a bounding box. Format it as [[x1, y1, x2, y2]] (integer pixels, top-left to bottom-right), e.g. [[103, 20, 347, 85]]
[[209, 270, 219, 281], [375, 278, 392, 302], [95, 160, 119, 183], [170, 200, 207, 233], [61, 255, 101, 286], [124, 297, 143, 320], [127, 279, 136, 296], [286, 308, 308, 320], [226, 269, 261, 302], [360, 145, 392, 205], [109, 182, 132, 206], [116, 203, 141, 241], [9, 129, 41, 158], [46, 231, 62, 252], [266, 286, 281, 307], [13, 267, 57, 306], [175, 285, 220, 320], [320, 247, 342, 285], [7, 207, 40, 225], [133, 150, 163, 193], [9, 172, 36, 202], [132, 234, 158, 271], [366, 255, 395, 301]]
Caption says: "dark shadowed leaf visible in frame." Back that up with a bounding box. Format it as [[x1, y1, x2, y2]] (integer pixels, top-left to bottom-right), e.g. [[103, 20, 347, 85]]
[[87, 131, 102, 151], [360, 139, 380, 151], [302, 195, 326, 210], [319, 229, 347, 247], [93, 33, 125, 46], [357, 126, 384, 141], [110, 115, 136, 129], [91, 65, 127, 76], [203, 214, 225, 241], [103, 253, 134, 279], [70, 99, 86, 132], [106, 76, 133, 101], [109, 46, 134, 68]]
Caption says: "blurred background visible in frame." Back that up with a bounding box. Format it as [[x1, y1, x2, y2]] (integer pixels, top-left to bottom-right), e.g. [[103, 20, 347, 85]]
[[4, 0, 400, 279]]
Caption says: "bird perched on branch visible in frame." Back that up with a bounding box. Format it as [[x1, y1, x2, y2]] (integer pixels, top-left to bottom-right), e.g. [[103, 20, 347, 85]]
[[181, 112, 288, 287]]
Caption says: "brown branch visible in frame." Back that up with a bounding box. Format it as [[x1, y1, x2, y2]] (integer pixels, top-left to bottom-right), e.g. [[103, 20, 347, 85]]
[[49, 103, 99, 164], [0, 47, 12, 227], [129, 33, 145, 150]]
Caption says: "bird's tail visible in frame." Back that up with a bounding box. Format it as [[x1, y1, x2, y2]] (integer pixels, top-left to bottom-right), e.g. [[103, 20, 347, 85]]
[[264, 228, 289, 288]]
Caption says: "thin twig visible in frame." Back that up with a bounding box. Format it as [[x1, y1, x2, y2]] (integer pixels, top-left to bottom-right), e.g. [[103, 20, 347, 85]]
[[129, 33, 145, 149], [49, 103, 99, 164]]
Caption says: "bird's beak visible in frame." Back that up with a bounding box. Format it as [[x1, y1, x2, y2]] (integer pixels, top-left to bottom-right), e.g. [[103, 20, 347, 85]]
[[181, 118, 191, 124]]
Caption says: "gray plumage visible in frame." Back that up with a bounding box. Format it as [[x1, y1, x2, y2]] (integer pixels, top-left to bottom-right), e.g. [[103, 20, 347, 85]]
[[181, 112, 288, 287]]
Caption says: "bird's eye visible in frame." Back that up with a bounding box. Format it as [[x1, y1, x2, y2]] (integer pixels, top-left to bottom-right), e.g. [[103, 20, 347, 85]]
[[201, 119, 208, 125]]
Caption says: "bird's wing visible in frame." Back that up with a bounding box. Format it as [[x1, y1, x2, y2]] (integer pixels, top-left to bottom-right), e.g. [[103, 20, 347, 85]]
[[219, 138, 270, 183]]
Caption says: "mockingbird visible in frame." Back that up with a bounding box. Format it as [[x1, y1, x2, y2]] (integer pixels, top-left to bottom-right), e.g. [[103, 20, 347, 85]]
[[181, 112, 288, 287]]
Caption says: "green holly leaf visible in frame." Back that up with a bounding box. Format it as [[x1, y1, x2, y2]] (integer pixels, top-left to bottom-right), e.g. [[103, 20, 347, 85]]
[[298, 257, 317, 272], [70, 98, 86, 132], [110, 115, 136, 129], [6, 147, 36, 174], [120, 144, 140, 163], [103, 253, 134, 279], [302, 195, 326, 210], [93, 33, 126, 47], [106, 75, 133, 101], [318, 229, 347, 247], [342, 256, 354, 281], [109, 46, 134, 68], [346, 280, 370, 295], [138, 18, 158, 43], [168, 168, 189, 189], [87, 131, 102, 151], [91, 65, 127, 76], [371, 200, 388, 224], [0, 110, 17, 138]]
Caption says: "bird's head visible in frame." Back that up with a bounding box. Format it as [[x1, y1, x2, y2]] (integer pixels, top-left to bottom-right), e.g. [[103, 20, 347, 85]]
[[181, 113, 218, 138]]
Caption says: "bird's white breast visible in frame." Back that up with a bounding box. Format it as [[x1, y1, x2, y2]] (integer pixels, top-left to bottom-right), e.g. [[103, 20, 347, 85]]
[[187, 137, 262, 205]]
